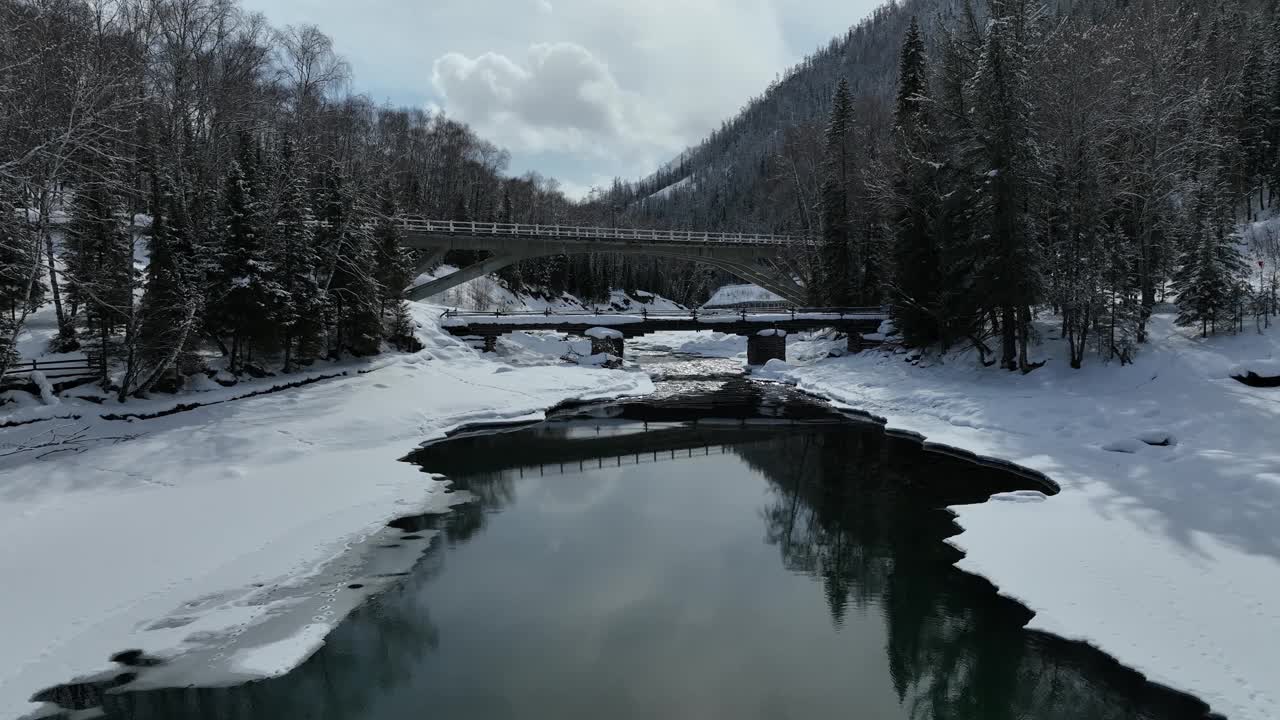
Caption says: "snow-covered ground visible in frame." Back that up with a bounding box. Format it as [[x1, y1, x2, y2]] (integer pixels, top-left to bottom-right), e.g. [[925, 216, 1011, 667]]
[[412, 265, 685, 315], [0, 304, 652, 719], [702, 283, 785, 308], [8, 262, 1280, 720], [751, 311, 1280, 720]]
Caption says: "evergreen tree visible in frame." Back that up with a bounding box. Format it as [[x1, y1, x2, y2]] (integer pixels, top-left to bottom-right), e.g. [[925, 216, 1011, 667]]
[[132, 174, 200, 394], [1265, 13, 1280, 204], [212, 138, 274, 370], [1172, 168, 1247, 337], [967, 14, 1041, 371], [819, 79, 855, 306], [889, 17, 946, 346], [273, 138, 324, 371], [316, 160, 385, 358], [372, 187, 415, 346]]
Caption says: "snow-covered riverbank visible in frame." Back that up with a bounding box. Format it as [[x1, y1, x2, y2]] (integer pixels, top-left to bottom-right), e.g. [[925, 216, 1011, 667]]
[[0, 306, 653, 719], [753, 311, 1280, 720]]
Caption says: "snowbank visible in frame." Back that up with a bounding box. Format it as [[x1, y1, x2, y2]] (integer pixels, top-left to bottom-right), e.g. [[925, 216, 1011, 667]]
[[585, 327, 625, 340], [0, 303, 653, 719], [1230, 358, 1280, 378], [752, 311, 1280, 720], [756, 328, 787, 337], [702, 283, 784, 308], [630, 331, 747, 359]]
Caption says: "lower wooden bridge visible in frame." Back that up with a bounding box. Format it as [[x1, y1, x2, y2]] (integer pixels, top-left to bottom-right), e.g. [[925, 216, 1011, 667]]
[[439, 307, 891, 364]]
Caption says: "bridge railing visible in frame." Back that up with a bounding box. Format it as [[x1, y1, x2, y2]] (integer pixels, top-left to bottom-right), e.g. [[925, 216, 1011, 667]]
[[400, 218, 798, 246], [439, 306, 890, 321], [1, 357, 98, 383]]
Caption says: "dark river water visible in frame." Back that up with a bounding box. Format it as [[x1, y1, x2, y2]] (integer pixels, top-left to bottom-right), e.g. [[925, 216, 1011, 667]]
[[93, 357, 1215, 720]]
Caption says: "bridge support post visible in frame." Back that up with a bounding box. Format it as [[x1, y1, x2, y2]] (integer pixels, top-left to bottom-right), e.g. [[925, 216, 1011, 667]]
[[747, 330, 786, 365], [589, 336, 624, 357], [847, 333, 866, 354], [586, 328, 624, 358], [483, 336, 498, 353]]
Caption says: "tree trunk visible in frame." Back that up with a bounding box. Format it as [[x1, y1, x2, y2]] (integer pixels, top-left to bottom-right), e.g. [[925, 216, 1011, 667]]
[[1001, 305, 1017, 371], [1017, 305, 1031, 372], [39, 194, 73, 350]]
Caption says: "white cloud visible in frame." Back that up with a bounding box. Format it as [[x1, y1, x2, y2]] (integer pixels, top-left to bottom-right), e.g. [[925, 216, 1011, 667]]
[[432, 42, 682, 170], [240, 0, 877, 190]]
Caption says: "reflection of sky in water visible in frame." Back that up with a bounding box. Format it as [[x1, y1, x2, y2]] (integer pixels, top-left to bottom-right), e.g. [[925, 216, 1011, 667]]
[[367, 450, 905, 720]]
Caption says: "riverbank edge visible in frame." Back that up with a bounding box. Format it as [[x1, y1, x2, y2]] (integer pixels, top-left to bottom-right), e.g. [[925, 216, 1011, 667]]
[[748, 316, 1280, 720], [1, 310, 655, 720], [763, 381, 1223, 714]]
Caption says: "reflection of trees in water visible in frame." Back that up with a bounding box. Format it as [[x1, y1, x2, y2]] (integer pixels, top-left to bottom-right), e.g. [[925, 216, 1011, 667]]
[[107, 549, 448, 720], [108, 436, 534, 719], [108, 421, 1212, 720], [742, 427, 1213, 720]]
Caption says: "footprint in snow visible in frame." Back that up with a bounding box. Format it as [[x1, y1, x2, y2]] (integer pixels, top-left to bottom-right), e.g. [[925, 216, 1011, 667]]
[[991, 490, 1047, 503]]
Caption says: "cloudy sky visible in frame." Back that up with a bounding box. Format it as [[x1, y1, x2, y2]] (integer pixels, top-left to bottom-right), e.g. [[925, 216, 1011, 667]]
[[240, 0, 876, 198]]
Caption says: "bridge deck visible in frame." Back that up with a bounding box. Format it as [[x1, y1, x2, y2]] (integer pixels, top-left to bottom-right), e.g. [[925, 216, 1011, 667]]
[[400, 218, 797, 247], [439, 310, 889, 339]]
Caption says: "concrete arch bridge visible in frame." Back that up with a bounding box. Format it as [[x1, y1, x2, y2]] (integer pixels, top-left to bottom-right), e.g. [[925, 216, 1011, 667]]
[[401, 218, 813, 305]]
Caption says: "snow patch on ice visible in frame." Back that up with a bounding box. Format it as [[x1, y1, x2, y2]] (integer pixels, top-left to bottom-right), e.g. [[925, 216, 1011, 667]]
[[232, 623, 332, 677], [991, 490, 1048, 503], [585, 327, 624, 340], [1136, 429, 1177, 447], [1229, 358, 1280, 378]]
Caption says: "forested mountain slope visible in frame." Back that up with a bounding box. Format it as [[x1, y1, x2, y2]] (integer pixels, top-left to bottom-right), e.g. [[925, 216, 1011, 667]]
[[600, 0, 1280, 370]]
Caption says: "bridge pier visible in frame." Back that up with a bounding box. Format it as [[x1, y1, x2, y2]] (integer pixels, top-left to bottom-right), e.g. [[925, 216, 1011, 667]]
[[483, 336, 497, 353], [586, 327, 625, 358], [747, 330, 787, 365], [847, 333, 865, 354]]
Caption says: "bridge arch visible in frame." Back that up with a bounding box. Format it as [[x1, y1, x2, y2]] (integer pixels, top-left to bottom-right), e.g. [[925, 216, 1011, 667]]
[[399, 219, 811, 305]]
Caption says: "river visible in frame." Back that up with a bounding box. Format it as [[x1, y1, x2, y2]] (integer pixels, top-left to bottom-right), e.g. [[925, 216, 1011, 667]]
[[85, 355, 1214, 719]]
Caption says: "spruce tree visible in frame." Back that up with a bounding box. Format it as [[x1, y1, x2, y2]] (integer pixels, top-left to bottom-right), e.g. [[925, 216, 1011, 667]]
[[273, 138, 324, 371], [889, 17, 945, 346], [819, 79, 855, 306], [133, 174, 200, 394], [213, 138, 274, 370], [372, 187, 415, 346], [1172, 168, 1247, 337], [967, 16, 1041, 371]]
